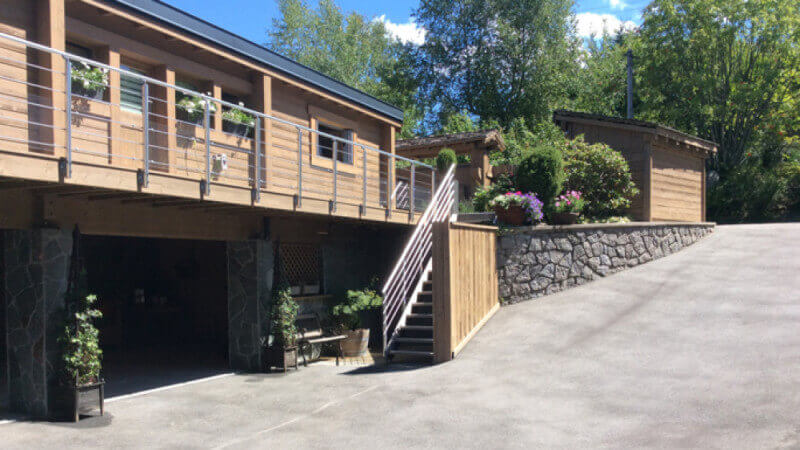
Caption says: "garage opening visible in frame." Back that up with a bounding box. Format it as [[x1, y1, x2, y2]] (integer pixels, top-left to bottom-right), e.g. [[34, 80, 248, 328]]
[[84, 236, 230, 398]]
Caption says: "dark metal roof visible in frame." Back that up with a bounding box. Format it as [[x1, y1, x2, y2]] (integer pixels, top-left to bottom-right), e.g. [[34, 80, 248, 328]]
[[553, 110, 718, 154], [100, 0, 404, 123]]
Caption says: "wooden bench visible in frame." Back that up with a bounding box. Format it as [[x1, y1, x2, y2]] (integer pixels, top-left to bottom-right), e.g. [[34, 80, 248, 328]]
[[296, 313, 347, 366]]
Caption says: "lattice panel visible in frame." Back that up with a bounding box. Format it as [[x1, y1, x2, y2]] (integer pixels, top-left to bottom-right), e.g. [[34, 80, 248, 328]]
[[279, 243, 321, 287]]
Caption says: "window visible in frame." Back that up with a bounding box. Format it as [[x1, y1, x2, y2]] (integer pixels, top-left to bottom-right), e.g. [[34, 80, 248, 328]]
[[317, 123, 353, 164], [66, 42, 93, 59], [120, 63, 145, 113]]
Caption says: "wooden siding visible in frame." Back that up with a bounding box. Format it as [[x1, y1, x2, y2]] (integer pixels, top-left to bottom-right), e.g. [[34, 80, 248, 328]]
[[432, 222, 500, 363], [562, 122, 648, 220], [0, 2, 424, 226], [650, 144, 704, 222]]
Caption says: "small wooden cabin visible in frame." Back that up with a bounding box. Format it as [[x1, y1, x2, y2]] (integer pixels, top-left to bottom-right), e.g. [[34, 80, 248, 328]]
[[397, 130, 505, 201], [554, 110, 717, 222]]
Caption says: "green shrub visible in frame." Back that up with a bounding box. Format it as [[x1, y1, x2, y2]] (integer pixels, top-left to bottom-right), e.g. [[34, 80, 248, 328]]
[[562, 137, 639, 220], [514, 144, 564, 207], [60, 294, 103, 386], [708, 159, 793, 223], [270, 287, 298, 348], [473, 173, 514, 212], [436, 148, 457, 172], [332, 288, 383, 331]]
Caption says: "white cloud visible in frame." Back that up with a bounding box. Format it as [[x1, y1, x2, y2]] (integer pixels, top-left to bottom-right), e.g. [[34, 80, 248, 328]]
[[608, 0, 628, 10], [575, 12, 637, 38], [376, 15, 426, 46]]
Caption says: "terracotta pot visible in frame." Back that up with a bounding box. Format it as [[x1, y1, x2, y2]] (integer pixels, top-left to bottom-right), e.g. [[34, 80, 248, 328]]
[[551, 211, 580, 225], [494, 205, 527, 226], [341, 329, 370, 357]]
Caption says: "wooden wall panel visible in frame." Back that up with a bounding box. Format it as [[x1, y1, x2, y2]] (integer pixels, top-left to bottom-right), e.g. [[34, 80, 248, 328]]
[[433, 222, 500, 363], [650, 144, 704, 222]]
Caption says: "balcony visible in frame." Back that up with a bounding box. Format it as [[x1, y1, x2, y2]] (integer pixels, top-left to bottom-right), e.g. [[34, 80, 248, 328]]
[[0, 32, 434, 225]]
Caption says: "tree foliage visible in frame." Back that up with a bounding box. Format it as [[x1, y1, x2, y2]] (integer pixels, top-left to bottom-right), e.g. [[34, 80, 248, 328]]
[[269, 0, 421, 136], [412, 0, 581, 128], [636, 0, 800, 174]]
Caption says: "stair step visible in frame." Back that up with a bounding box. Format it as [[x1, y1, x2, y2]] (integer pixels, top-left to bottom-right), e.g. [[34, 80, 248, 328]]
[[395, 337, 433, 344], [422, 281, 433, 290], [412, 303, 432, 314], [406, 313, 433, 326], [389, 349, 434, 357], [402, 325, 432, 330], [416, 291, 433, 303]]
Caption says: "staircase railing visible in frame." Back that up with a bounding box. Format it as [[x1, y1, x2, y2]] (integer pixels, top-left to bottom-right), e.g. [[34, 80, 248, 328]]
[[382, 164, 457, 353]]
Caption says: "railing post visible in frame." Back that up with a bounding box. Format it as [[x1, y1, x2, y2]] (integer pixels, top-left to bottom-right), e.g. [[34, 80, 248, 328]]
[[64, 56, 72, 178], [296, 128, 303, 208], [362, 145, 367, 214], [431, 168, 436, 205], [386, 155, 393, 218], [204, 98, 211, 195], [409, 164, 416, 218], [141, 82, 150, 188], [253, 117, 261, 202], [331, 140, 338, 213]]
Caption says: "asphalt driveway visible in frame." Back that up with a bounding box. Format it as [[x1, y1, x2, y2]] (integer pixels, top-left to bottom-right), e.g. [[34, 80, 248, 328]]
[[3, 224, 800, 449]]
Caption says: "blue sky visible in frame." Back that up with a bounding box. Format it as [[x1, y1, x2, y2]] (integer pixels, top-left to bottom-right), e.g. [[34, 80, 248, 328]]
[[161, 0, 650, 46]]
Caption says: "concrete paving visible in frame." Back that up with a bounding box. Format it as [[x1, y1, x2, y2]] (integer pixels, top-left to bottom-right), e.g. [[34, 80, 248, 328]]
[[3, 224, 800, 449]]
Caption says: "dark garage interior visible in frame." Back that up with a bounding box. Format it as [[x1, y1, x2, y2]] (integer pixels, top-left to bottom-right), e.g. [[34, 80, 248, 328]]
[[83, 236, 230, 398]]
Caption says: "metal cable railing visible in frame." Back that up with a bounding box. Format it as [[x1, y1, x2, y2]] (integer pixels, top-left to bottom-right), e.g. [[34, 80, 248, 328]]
[[0, 31, 433, 216], [382, 164, 457, 353]]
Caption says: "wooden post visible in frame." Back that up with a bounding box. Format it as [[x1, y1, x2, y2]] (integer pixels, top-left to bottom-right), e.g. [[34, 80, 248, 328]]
[[102, 46, 122, 165], [211, 83, 222, 132], [432, 221, 452, 363], [384, 125, 396, 213], [35, 0, 66, 156], [701, 157, 707, 222], [149, 65, 176, 172], [252, 73, 271, 189], [642, 137, 654, 221]]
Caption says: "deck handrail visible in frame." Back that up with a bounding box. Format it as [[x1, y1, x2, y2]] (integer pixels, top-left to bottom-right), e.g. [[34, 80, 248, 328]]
[[0, 31, 430, 169], [382, 164, 457, 352], [0, 31, 434, 217]]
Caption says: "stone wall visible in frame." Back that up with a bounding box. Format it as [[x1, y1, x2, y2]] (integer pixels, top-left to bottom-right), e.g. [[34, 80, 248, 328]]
[[497, 223, 714, 304], [227, 239, 273, 372], [3, 228, 72, 418]]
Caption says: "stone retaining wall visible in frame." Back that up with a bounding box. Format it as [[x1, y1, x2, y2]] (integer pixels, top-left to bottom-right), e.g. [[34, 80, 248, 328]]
[[497, 222, 714, 304]]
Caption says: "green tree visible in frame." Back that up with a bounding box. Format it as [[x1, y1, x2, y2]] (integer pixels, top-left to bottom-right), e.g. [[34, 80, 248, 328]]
[[636, 0, 800, 174], [269, 0, 421, 136], [412, 0, 581, 128]]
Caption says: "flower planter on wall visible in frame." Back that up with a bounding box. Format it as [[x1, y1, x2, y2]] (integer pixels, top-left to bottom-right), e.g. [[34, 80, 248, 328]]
[[551, 212, 580, 225], [494, 205, 527, 226]]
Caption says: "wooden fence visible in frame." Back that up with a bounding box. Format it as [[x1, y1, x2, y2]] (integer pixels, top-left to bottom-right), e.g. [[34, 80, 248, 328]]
[[432, 221, 500, 363]]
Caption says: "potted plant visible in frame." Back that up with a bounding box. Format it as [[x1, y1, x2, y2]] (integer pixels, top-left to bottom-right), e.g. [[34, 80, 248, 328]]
[[267, 287, 299, 372], [332, 288, 382, 357], [222, 103, 256, 138], [551, 190, 585, 225], [59, 293, 104, 422], [176, 86, 216, 125], [70, 61, 108, 99], [489, 191, 544, 226]]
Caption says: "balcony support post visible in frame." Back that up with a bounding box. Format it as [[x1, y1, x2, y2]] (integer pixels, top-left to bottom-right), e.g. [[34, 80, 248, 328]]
[[409, 164, 416, 218], [253, 117, 261, 202], [331, 140, 338, 213], [362, 145, 367, 215], [141, 82, 150, 187], [64, 56, 72, 178], [204, 99, 211, 195], [296, 128, 303, 208]]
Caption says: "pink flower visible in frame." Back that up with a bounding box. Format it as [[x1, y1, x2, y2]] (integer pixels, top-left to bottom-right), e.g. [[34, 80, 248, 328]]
[[555, 202, 560, 207]]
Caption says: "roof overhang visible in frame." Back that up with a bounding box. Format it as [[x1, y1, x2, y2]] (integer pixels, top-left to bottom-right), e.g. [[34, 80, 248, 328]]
[[397, 129, 506, 159], [554, 110, 717, 158], [95, 0, 404, 124]]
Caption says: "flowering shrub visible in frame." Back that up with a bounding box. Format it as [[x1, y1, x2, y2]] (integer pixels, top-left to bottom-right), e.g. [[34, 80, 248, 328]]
[[553, 190, 585, 214], [489, 191, 544, 223]]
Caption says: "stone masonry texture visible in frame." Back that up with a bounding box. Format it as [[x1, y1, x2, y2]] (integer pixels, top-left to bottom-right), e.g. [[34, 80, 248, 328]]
[[227, 239, 274, 372], [497, 223, 714, 304], [3, 228, 72, 418]]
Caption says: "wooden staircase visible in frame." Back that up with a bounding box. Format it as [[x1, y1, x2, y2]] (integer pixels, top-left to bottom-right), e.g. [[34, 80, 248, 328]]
[[387, 271, 434, 361]]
